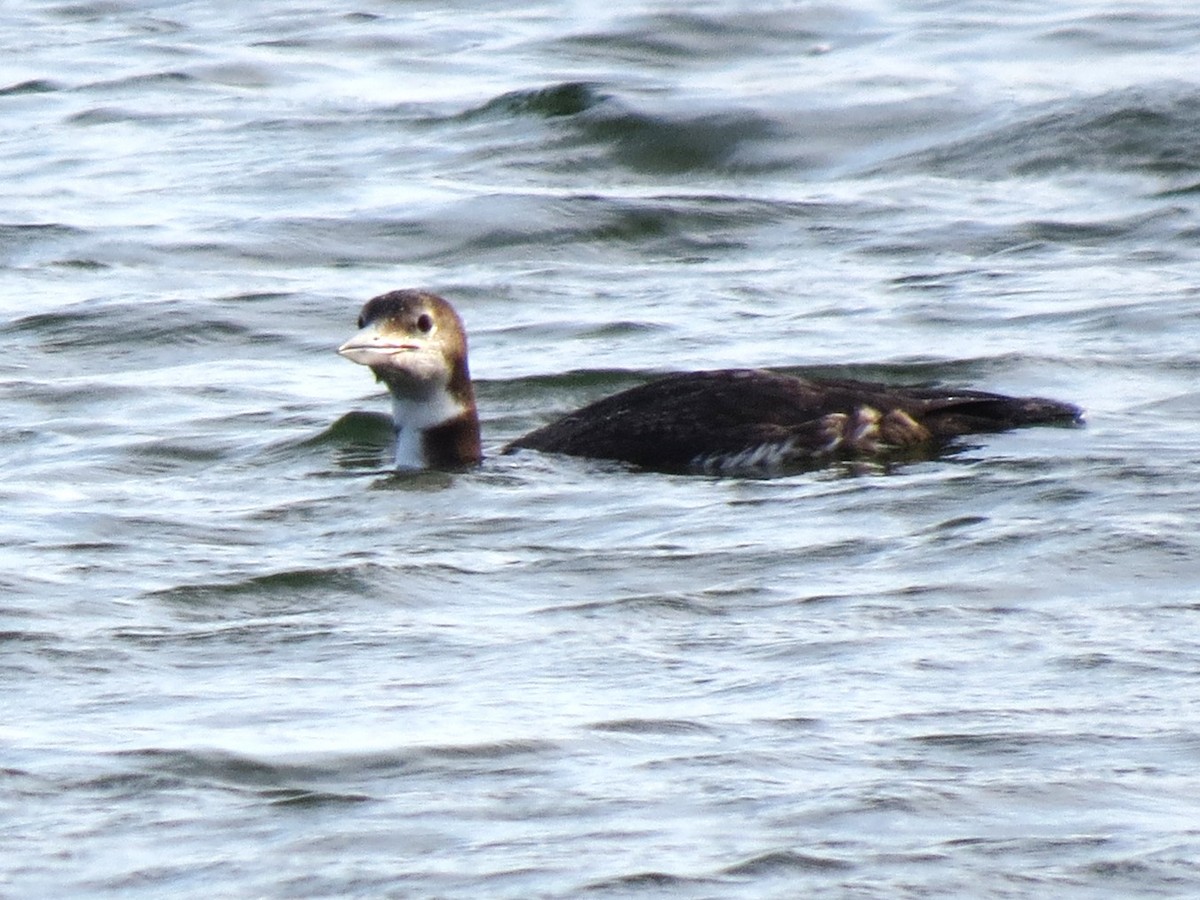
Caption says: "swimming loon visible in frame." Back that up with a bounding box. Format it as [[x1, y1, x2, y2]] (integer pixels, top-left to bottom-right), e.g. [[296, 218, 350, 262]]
[[337, 289, 1082, 474]]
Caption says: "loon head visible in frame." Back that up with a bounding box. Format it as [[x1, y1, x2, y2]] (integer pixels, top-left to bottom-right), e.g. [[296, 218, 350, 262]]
[[338, 290, 481, 469]]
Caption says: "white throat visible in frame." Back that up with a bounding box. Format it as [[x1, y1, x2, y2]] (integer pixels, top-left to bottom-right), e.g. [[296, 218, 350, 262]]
[[390, 388, 467, 469]]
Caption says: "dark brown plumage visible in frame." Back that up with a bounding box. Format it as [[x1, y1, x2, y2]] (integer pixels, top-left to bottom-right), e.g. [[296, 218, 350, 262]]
[[506, 368, 1082, 473]]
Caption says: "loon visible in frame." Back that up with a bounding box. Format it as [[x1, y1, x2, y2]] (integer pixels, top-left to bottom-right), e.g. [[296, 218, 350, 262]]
[[337, 289, 1082, 474]]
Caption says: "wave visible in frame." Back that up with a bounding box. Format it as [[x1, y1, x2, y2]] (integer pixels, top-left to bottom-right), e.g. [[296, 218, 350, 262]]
[[886, 85, 1200, 182]]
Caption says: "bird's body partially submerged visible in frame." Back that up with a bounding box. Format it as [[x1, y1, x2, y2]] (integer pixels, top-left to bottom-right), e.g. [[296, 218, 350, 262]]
[[339, 290, 1082, 474], [507, 367, 1081, 474]]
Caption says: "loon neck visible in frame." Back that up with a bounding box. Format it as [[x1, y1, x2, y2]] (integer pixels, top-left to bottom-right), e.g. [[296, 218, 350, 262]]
[[389, 387, 482, 470]]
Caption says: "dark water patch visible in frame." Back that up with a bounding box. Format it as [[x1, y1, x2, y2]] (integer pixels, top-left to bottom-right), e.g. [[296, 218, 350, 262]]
[[481, 368, 657, 411], [1006, 298, 1190, 334], [228, 191, 831, 266], [188, 215, 437, 267], [214, 290, 295, 305], [1, 378, 147, 420], [1021, 208, 1187, 246], [327, 193, 780, 263], [1128, 390, 1200, 416], [8, 295, 318, 375], [413, 739, 556, 764], [589, 718, 716, 736], [566, 103, 787, 175], [723, 849, 855, 875], [193, 404, 330, 437], [140, 739, 563, 787], [888, 268, 987, 294], [73, 766, 198, 797], [1042, 11, 1200, 53], [234, 107, 426, 136], [247, 36, 314, 50], [558, 7, 869, 63], [578, 319, 672, 340], [64, 106, 133, 126], [141, 556, 498, 617], [49, 1, 148, 21], [51, 257, 111, 270], [943, 834, 1116, 857], [759, 716, 825, 730], [1156, 179, 1200, 197], [0, 79, 63, 96], [143, 565, 376, 609], [0, 222, 88, 267], [534, 591, 721, 618], [464, 81, 609, 120], [756, 635, 881, 666], [0, 221, 83, 243], [262, 787, 373, 807], [109, 619, 340, 649], [453, 82, 798, 174], [0, 628, 63, 645], [910, 730, 1133, 760], [865, 206, 1189, 261], [77, 69, 195, 93], [793, 534, 894, 562], [70, 750, 394, 819], [66, 104, 197, 127], [11, 299, 251, 352], [0, 425, 43, 449], [294, 409, 394, 446], [923, 514, 990, 534], [583, 870, 716, 892], [294, 410, 393, 470], [1076, 854, 1200, 889], [112, 747, 334, 793], [44, 538, 130, 557], [119, 436, 239, 472], [1058, 652, 1117, 670], [363, 466, 465, 492], [889, 87, 1200, 181]]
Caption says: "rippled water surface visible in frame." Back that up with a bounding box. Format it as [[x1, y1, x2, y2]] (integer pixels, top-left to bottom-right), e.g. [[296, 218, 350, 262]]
[[4, 1, 1200, 896]]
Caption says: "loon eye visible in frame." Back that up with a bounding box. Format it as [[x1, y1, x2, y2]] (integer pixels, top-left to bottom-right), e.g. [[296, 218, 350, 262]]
[[357, 314, 366, 329], [416, 313, 434, 333]]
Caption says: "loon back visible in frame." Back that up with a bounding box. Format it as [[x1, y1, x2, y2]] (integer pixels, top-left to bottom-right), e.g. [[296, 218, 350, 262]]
[[505, 368, 1083, 474]]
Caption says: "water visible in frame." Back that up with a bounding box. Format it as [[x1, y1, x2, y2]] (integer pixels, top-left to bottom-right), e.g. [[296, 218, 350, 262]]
[[3, 1, 1200, 896]]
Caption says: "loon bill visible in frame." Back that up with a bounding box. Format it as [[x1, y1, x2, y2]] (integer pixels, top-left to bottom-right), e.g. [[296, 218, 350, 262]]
[[337, 289, 1083, 474]]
